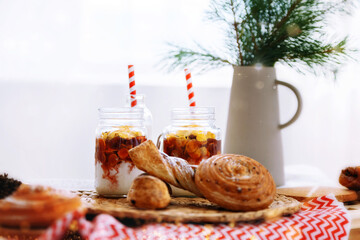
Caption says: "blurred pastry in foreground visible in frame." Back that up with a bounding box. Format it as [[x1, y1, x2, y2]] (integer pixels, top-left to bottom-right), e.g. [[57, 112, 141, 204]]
[[127, 174, 171, 209], [339, 166, 360, 190], [195, 154, 276, 211], [0, 184, 84, 239]]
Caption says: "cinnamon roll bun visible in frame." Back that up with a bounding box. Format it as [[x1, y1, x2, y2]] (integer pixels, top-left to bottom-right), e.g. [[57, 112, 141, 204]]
[[195, 154, 276, 211]]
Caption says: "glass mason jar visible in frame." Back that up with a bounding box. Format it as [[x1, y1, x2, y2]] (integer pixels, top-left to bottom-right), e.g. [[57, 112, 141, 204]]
[[124, 94, 153, 141], [95, 107, 147, 197], [160, 107, 221, 165], [159, 107, 221, 196]]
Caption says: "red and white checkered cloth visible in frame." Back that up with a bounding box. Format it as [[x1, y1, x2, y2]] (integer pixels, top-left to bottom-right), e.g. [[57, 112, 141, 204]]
[[41, 194, 350, 240]]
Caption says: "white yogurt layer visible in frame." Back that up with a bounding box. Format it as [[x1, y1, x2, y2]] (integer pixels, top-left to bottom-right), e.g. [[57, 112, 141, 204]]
[[95, 161, 143, 196]]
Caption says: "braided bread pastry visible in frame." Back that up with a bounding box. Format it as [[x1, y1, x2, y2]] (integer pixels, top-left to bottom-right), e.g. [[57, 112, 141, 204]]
[[128, 140, 203, 197], [195, 154, 276, 211]]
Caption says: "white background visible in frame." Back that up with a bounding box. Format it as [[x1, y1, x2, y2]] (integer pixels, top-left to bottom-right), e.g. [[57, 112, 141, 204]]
[[0, 0, 360, 186]]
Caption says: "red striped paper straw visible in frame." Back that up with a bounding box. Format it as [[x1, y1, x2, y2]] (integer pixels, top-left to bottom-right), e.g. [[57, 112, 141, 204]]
[[128, 65, 137, 107], [184, 68, 196, 107]]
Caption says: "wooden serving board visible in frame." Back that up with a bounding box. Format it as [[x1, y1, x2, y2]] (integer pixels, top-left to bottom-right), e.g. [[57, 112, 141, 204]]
[[276, 186, 358, 202], [76, 190, 302, 224]]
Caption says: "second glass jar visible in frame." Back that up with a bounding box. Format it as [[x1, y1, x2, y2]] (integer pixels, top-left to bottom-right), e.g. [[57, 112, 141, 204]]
[[160, 107, 221, 165]]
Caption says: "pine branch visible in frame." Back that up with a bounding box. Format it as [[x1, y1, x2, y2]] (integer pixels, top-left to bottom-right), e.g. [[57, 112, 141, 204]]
[[230, 0, 244, 65], [163, 43, 232, 73], [273, 0, 301, 35], [162, 0, 355, 74], [243, 4, 257, 52]]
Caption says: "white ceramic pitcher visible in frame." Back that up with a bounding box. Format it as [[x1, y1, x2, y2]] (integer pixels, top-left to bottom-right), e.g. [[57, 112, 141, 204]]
[[224, 66, 302, 186]]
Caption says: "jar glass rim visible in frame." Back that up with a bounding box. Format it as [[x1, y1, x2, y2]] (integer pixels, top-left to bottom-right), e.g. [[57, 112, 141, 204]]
[[171, 107, 215, 120], [98, 107, 144, 119]]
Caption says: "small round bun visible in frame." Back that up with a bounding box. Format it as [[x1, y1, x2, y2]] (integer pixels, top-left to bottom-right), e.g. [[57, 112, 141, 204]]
[[195, 154, 276, 211], [127, 175, 171, 209]]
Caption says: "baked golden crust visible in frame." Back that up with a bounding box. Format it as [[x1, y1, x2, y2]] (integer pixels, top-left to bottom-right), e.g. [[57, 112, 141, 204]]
[[127, 174, 171, 209], [0, 184, 84, 228], [128, 140, 179, 187], [339, 166, 360, 190], [128, 140, 202, 197], [195, 154, 276, 211]]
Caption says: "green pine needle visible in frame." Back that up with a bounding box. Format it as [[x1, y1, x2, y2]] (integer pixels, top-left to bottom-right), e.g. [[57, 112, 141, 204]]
[[163, 0, 356, 74]]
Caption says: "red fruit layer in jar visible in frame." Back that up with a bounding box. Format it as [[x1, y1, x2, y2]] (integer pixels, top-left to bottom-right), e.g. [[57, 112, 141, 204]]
[[163, 135, 221, 165], [95, 130, 147, 184]]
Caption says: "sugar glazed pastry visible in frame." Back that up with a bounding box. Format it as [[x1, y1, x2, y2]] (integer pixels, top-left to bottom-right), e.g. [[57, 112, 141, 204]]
[[195, 154, 276, 211], [127, 174, 171, 209], [339, 166, 360, 190], [0, 184, 84, 239]]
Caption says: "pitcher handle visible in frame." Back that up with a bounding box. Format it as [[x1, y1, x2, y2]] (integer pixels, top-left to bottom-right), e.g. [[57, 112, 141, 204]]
[[275, 80, 303, 129], [156, 133, 164, 150]]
